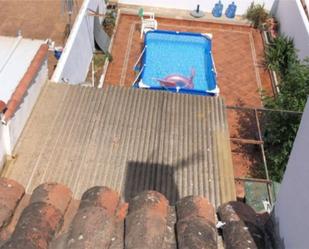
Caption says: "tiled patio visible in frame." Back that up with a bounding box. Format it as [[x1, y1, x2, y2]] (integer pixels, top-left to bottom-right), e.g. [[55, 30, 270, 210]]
[[104, 14, 274, 198], [104, 14, 272, 105]]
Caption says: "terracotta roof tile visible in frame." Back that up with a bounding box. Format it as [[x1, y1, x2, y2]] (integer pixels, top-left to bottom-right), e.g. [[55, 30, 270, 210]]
[[217, 201, 269, 249], [78, 186, 120, 213], [176, 196, 215, 225], [29, 183, 72, 215], [0, 101, 6, 114], [0, 194, 31, 245], [0, 178, 25, 229], [176, 196, 217, 249], [219, 220, 266, 249], [2, 202, 63, 249], [217, 201, 261, 226], [0, 178, 273, 249], [164, 207, 177, 249], [2, 44, 48, 123], [65, 187, 123, 249], [125, 191, 169, 249]]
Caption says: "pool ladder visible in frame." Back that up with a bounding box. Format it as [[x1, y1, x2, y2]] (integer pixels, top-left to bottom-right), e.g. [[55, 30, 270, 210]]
[[133, 46, 147, 72], [210, 51, 217, 75], [132, 46, 147, 86]]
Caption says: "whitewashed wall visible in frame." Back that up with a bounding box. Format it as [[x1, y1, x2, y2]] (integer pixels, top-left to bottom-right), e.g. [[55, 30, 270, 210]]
[[273, 99, 309, 248], [118, 0, 275, 15], [0, 59, 48, 170], [6, 60, 48, 154], [273, 0, 309, 60], [52, 0, 105, 84]]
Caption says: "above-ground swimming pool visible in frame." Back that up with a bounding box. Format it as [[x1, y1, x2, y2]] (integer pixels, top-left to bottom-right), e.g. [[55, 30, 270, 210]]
[[134, 30, 219, 96]]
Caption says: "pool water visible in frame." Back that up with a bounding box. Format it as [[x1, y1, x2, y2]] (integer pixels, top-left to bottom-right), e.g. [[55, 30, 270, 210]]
[[136, 30, 218, 95]]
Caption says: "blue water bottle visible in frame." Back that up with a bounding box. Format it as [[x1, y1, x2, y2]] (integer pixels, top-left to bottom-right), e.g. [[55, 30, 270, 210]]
[[212, 0, 224, 17], [225, 2, 237, 19]]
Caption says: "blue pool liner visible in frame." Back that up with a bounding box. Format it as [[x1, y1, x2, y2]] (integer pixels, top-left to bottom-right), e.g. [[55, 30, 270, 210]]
[[134, 30, 219, 96]]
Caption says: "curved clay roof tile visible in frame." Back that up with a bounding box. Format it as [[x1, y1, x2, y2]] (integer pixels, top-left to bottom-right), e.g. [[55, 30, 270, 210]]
[[0, 178, 271, 249], [0, 100, 6, 113]]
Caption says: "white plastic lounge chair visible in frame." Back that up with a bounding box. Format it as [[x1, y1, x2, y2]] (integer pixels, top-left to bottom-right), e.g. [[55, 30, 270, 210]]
[[139, 9, 158, 39]]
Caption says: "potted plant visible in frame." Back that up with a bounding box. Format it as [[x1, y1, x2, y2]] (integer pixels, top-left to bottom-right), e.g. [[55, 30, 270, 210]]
[[265, 17, 279, 41], [244, 2, 269, 29]]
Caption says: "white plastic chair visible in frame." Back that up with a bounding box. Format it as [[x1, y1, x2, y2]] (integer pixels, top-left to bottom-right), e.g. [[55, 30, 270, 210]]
[[139, 9, 158, 39], [142, 11, 155, 20]]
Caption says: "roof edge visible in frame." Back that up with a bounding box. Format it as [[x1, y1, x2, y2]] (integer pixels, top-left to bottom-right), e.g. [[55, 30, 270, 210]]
[[2, 44, 48, 124], [0, 100, 6, 113]]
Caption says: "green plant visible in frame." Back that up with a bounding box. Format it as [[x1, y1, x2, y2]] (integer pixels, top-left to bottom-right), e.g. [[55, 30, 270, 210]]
[[103, 10, 117, 36], [93, 52, 112, 69], [245, 2, 269, 29], [263, 60, 309, 182], [265, 35, 298, 78], [104, 52, 113, 62]]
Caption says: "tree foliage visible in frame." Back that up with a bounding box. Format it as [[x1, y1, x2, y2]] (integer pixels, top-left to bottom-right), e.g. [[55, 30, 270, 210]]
[[263, 60, 309, 182], [245, 2, 269, 29], [265, 35, 298, 78]]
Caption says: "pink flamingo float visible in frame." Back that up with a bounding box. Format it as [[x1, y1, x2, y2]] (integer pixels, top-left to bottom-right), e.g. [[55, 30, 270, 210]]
[[156, 68, 195, 89]]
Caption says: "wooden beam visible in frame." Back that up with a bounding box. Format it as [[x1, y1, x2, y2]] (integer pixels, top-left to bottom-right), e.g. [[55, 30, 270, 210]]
[[230, 137, 264, 145], [234, 177, 272, 184]]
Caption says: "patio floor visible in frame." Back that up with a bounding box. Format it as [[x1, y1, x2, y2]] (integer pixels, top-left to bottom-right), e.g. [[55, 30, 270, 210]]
[[104, 14, 274, 197], [104, 14, 272, 103]]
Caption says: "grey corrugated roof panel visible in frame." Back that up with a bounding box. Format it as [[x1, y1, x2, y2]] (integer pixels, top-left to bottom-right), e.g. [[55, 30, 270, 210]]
[[5, 83, 236, 207]]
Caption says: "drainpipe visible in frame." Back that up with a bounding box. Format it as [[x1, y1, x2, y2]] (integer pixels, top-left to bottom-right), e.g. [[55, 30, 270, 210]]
[[1, 121, 13, 156], [92, 58, 95, 87]]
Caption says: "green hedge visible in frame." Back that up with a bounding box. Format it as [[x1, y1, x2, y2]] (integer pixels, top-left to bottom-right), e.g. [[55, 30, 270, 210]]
[[263, 60, 309, 182]]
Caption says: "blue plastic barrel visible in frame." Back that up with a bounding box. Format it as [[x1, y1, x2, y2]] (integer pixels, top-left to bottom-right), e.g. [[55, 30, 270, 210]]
[[212, 0, 223, 17], [54, 47, 63, 60], [225, 2, 237, 19]]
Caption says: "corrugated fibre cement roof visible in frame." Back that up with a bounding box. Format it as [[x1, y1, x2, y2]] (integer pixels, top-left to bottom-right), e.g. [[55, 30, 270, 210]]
[[3, 83, 236, 206]]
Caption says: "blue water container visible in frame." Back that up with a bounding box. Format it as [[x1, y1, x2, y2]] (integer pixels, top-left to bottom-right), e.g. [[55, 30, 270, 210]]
[[225, 2, 237, 19], [54, 47, 63, 60], [212, 1, 223, 17]]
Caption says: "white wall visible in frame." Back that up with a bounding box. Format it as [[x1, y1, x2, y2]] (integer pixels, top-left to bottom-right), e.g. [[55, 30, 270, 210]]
[[52, 0, 105, 84], [7, 60, 48, 154], [274, 0, 309, 60], [1, 59, 48, 170], [118, 0, 275, 15], [273, 99, 309, 249]]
